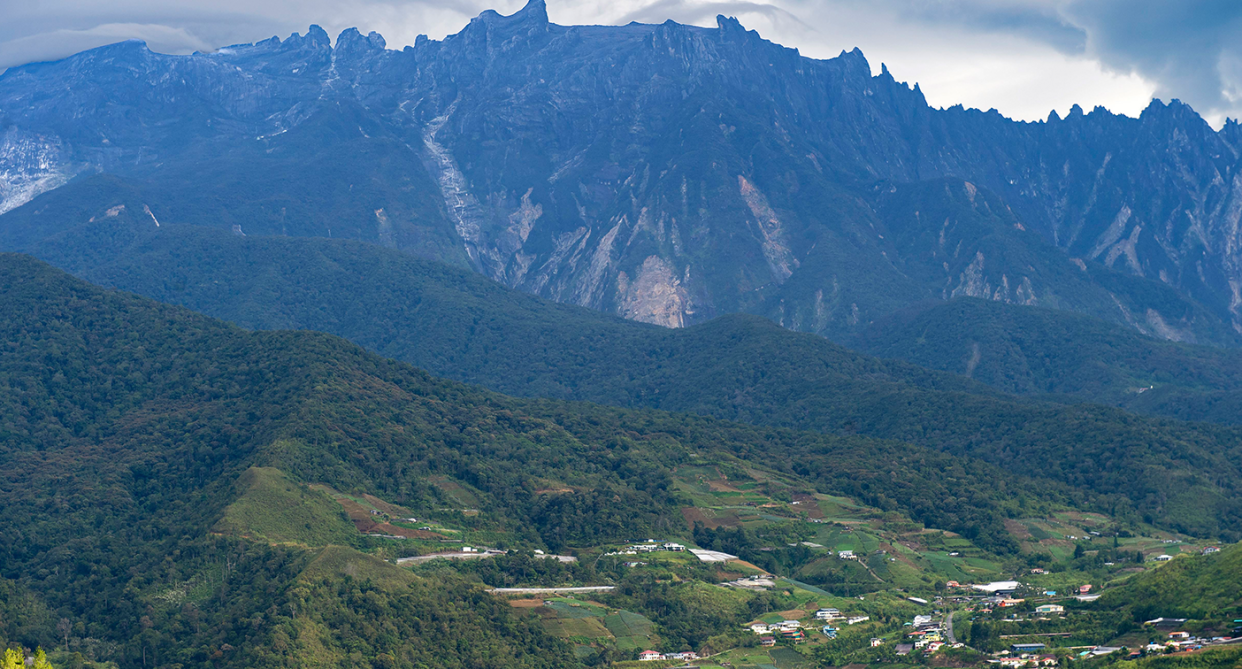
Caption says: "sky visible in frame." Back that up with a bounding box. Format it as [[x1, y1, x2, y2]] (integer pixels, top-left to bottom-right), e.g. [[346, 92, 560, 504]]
[[0, 0, 1237, 127]]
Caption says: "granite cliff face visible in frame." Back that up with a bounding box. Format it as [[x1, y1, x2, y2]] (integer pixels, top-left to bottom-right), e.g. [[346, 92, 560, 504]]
[[2, 0, 1241, 343]]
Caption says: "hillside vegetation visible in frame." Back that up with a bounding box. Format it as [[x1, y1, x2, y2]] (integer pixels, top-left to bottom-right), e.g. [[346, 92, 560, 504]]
[[858, 298, 1242, 424], [17, 222, 1242, 540]]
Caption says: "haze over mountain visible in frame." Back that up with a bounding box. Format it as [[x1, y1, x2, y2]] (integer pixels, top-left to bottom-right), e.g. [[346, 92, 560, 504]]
[[3, 0, 1242, 345]]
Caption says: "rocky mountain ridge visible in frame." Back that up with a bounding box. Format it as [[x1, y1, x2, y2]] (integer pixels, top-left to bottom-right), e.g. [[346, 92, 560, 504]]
[[3, 0, 1241, 342]]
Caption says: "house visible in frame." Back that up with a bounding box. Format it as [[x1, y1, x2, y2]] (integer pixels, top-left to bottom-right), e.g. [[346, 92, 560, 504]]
[[1036, 605, 1065, 614], [1203, 546, 1221, 554], [781, 620, 802, 629], [999, 598, 1025, 608], [946, 580, 961, 587], [1039, 656, 1058, 666], [1154, 554, 1173, 562], [871, 638, 884, 647], [1168, 632, 1190, 640], [908, 597, 929, 605], [1012, 643, 1047, 653], [998, 657, 1027, 668], [748, 623, 770, 634], [815, 608, 842, 620], [1030, 568, 1047, 575], [781, 629, 806, 643], [760, 637, 776, 647], [663, 542, 686, 552], [896, 644, 914, 656], [838, 550, 856, 560], [822, 626, 837, 638], [638, 650, 662, 661], [1078, 585, 1092, 594], [847, 616, 870, 625]]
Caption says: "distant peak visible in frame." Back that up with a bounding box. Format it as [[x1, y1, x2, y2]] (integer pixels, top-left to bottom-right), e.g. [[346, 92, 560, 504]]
[[513, 0, 549, 22], [284, 25, 330, 49], [336, 27, 387, 52]]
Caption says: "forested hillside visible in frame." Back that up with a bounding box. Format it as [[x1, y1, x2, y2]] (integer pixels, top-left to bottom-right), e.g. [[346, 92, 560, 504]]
[[857, 298, 1242, 424], [18, 220, 1242, 540], [0, 253, 1091, 666]]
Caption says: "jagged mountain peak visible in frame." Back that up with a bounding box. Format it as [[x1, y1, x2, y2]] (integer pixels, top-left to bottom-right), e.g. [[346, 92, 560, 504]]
[[335, 27, 387, 53]]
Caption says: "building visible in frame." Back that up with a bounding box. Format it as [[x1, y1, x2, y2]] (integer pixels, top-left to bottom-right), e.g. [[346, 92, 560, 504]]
[[838, 550, 856, 560], [1036, 605, 1065, 614], [896, 644, 914, 656], [1078, 585, 1092, 594], [749, 623, 770, 634], [638, 650, 662, 661], [760, 636, 776, 647], [815, 608, 842, 620], [1203, 546, 1221, 554], [973, 581, 1021, 595], [781, 629, 806, 643], [847, 616, 870, 625], [871, 638, 884, 647], [1154, 554, 1173, 562], [1012, 643, 1047, 653], [999, 598, 1025, 608], [1144, 618, 1188, 628]]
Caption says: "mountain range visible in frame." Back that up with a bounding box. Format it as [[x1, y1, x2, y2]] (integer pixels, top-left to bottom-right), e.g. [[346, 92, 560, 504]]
[[6, 5, 1242, 667], [3, 0, 1242, 344]]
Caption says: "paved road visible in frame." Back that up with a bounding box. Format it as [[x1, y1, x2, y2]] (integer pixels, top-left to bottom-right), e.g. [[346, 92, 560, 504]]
[[946, 611, 957, 644], [488, 586, 616, 594]]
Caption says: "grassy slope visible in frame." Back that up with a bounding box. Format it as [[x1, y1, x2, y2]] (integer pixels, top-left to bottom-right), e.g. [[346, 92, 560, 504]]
[[15, 222, 1242, 540], [857, 298, 1242, 424], [214, 467, 360, 547]]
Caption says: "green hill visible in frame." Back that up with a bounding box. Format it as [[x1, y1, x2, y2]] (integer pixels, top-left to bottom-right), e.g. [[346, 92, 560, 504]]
[[856, 298, 1242, 425], [16, 221, 1242, 540], [1101, 544, 1242, 621]]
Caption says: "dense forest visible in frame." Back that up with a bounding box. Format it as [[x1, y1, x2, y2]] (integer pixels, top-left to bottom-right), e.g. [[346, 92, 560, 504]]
[[857, 298, 1242, 423], [16, 222, 1242, 540]]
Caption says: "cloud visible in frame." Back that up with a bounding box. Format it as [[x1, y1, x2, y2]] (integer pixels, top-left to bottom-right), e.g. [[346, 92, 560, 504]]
[[1061, 0, 1242, 123], [0, 24, 213, 69]]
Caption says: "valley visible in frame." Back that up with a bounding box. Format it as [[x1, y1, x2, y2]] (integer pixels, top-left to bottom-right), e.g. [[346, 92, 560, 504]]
[[2, 3, 1242, 668]]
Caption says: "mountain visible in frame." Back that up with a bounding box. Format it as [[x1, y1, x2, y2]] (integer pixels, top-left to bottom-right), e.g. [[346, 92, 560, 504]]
[[6, 252, 1104, 665], [2, 2, 1242, 343], [856, 298, 1242, 424], [15, 217, 1242, 542]]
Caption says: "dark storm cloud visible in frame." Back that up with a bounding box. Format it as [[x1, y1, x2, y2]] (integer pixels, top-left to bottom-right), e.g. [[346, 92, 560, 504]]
[[1062, 0, 1242, 120]]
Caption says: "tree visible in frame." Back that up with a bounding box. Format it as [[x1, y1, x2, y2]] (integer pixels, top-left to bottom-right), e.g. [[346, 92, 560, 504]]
[[33, 648, 53, 669], [2, 649, 24, 669]]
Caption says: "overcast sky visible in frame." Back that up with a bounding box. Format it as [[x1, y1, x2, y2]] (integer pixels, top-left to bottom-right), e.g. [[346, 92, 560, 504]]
[[1, 0, 1238, 127]]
